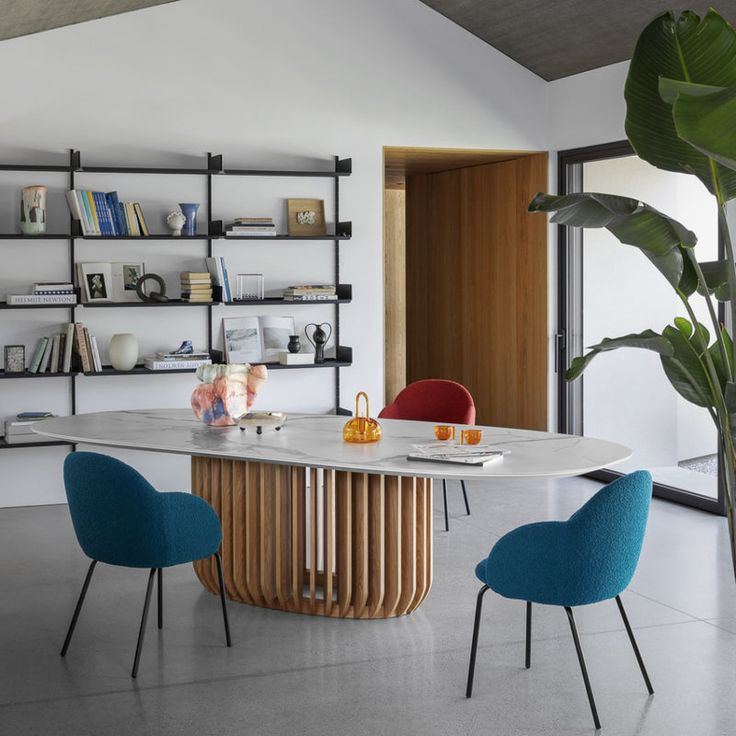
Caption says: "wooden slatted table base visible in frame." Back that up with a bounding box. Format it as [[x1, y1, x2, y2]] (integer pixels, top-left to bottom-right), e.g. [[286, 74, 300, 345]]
[[192, 456, 433, 619]]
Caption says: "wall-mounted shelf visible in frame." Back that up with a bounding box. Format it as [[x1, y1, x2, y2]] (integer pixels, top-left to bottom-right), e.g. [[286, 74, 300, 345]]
[[0, 149, 352, 451]]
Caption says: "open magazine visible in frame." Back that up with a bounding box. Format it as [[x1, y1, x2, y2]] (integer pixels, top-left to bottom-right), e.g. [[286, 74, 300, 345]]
[[407, 442, 508, 466]]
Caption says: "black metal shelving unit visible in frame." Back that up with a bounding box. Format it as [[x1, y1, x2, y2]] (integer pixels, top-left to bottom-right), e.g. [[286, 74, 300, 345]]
[[0, 150, 353, 449]]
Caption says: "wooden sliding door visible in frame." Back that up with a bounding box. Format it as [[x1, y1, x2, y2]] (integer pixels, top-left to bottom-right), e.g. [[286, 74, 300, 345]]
[[403, 153, 548, 429]]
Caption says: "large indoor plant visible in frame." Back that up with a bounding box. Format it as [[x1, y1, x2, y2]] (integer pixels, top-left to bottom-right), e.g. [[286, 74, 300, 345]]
[[530, 9, 736, 576]]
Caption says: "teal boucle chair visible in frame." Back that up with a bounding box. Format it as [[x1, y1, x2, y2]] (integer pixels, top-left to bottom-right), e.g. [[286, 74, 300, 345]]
[[60, 451, 231, 677], [466, 471, 654, 729]]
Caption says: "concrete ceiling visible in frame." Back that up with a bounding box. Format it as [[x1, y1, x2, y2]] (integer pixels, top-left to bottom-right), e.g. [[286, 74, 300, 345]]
[[419, 1, 736, 81], [0, 0, 178, 42]]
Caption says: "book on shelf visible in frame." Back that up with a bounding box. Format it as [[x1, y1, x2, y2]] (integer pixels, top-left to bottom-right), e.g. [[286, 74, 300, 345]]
[[283, 294, 337, 302], [233, 217, 274, 224], [181, 271, 213, 302], [205, 257, 233, 302], [28, 337, 48, 373], [406, 443, 507, 466], [156, 350, 211, 361], [225, 230, 277, 237], [6, 294, 77, 305], [33, 282, 75, 295], [283, 284, 337, 301], [62, 323, 74, 373], [65, 190, 149, 237], [143, 357, 212, 371]]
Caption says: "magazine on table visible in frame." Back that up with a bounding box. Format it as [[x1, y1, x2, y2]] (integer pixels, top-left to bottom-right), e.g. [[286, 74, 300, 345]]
[[407, 442, 508, 466]]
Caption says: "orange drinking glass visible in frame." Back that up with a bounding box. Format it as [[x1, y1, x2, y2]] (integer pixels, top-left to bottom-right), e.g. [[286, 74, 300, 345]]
[[434, 425, 455, 441], [461, 429, 482, 445]]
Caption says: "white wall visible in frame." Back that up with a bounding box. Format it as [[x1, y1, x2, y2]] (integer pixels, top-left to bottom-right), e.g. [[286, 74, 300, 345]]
[[0, 0, 548, 506]]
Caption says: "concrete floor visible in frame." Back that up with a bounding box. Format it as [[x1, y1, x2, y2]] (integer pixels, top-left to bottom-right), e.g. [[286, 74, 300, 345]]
[[1, 476, 736, 736]]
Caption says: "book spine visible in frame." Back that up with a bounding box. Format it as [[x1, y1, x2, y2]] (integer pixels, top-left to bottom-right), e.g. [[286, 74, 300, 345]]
[[92, 192, 111, 235], [6, 294, 77, 305], [90, 335, 102, 372], [134, 203, 149, 236], [29, 337, 49, 373], [62, 324, 74, 373], [49, 335, 60, 373], [219, 257, 232, 302], [74, 323, 92, 373], [106, 192, 122, 235], [39, 337, 54, 373], [64, 190, 84, 225], [84, 192, 100, 235]]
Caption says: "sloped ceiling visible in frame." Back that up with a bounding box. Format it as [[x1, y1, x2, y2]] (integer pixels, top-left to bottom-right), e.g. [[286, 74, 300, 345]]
[[0, 0, 178, 42], [419, 1, 736, 80]]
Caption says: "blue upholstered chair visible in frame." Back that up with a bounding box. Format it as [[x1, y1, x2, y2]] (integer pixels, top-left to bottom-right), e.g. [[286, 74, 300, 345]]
[[60, 452, 231, 678], [466, 471, 654, 729]]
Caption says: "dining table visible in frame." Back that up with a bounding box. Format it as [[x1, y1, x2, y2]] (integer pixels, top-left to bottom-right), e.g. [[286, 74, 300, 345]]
[[35, 409, 631, 620]]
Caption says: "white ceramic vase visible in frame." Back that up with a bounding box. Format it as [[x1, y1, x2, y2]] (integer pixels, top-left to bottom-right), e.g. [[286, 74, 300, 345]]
[[20, 185, 47, 235], [108, 333, 139, 371]]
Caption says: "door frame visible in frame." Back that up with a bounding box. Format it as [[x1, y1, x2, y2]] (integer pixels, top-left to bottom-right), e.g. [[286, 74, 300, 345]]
[[557, 141, 727, 515]]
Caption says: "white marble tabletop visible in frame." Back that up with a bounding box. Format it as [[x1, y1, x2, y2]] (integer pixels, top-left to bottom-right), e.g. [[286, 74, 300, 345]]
[[33, 409, 631, 481]]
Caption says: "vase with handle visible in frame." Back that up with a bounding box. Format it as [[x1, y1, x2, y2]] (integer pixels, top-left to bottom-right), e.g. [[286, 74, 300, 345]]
[[305, 322, 332, 364]]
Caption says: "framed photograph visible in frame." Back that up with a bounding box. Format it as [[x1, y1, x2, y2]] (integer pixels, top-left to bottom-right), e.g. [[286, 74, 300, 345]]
[[287, 198, 326, 236], [260, 316, 295, 362], [223, 317, 263, 364], [111, 262, 145, 302], [78, 262, 112, 303], [4, 345, 25, 373]]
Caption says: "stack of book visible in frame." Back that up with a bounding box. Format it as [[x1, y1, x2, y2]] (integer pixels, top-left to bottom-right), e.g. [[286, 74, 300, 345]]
[[65, 190, 149, 237], [283, 284, 337, 302], [3, 412, 57, 445], [144, 350, 212, 371], [180, 272, 213, 303], [26, 322, 102, 374], [224, 217, 277, 237], [205, 257, 234, 302], [6, 281, 77, 306]]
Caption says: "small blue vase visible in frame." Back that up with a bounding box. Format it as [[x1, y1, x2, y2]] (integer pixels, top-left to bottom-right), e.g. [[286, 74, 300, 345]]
[[179, 203, 200, 237]]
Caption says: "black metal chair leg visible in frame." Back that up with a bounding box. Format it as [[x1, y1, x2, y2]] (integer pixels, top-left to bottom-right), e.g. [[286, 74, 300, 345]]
[[525, 601, 532, 669], [60, 559, 97, 657], [466, 584, 489, 698], [565, 606, 601, 730], [157, 568, 163, 630], [442, 479, 449, 531], [615, 595, 654, 694], [214, 552, 232, 647], [461, 480, 471, 515], [131, 568, 156, 678]]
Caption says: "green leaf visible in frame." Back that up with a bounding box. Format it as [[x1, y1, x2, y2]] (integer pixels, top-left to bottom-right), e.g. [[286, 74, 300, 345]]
[[659, 78, 726, 104], [661, 324, 714, 406], [709, 326, 734, 387], [698, 259, 732, 300], [674, 316, 693, 336], [625, 10, 736, 200], [566, 330, 674, 381], [725, 381, 736, 413], [672, 84, 736, 173], [529, 192, 697, 288]]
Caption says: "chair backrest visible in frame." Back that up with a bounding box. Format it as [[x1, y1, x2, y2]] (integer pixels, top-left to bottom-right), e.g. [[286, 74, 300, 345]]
[[567, 470, 652, 600], [379, 379, 476, 424], [63, 451, 168, 567]]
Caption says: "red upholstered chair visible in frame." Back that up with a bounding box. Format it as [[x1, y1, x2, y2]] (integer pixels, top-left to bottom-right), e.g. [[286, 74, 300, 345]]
[[379, 380, 476, 531]]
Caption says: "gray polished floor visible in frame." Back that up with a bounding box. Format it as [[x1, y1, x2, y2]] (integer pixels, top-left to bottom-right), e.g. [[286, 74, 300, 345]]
[[1, 476, 735, 736]]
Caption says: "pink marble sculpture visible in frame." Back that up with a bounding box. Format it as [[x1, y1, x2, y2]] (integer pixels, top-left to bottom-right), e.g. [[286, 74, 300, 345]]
[[191, 364, 268, 426]]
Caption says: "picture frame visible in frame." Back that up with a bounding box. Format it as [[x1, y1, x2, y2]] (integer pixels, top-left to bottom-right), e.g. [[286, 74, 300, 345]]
[[78, 262, 113, 303], [4, 345, 25, 373], [287, 198, 326, 236], [223, 317, 263, 364], [111, 262, 145, 302]]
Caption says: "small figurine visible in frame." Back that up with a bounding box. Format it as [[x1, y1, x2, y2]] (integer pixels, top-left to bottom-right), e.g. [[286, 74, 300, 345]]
[[166, 210, 186, 236], [171, 340, 194, 355]]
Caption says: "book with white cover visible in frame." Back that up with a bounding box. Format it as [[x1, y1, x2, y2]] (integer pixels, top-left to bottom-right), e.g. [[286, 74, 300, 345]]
[[144, 357, 212, 370], [6, 294, 77, 305], [407, 442, 507, 466]]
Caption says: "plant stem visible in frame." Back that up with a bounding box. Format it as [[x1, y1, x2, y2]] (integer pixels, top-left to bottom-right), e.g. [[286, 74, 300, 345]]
[[717, 205, 736, 374]]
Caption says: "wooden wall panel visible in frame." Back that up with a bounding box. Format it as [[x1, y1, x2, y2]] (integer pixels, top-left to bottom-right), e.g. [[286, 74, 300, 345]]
[[384, 184, 406, 404], [405, 154, 548, 429]]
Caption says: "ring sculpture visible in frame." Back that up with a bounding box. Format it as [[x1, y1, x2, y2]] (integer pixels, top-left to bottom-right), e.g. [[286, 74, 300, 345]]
[[136, 273, 168, 302]]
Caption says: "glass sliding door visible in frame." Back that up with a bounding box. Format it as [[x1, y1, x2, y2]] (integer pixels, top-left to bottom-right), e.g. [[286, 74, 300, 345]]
[[557, 142, 725, 514]]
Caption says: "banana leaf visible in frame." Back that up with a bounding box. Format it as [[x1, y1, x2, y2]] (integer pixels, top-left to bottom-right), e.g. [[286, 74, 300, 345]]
[[529, 192, 697, 290], [625, 10, 736, 200]]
